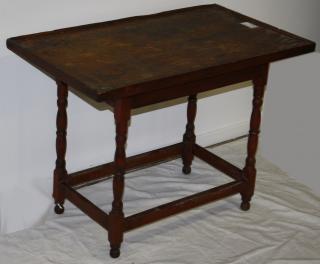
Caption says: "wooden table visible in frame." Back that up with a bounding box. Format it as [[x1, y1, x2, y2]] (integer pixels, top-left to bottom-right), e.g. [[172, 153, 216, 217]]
[[7, 4, 315, 258]]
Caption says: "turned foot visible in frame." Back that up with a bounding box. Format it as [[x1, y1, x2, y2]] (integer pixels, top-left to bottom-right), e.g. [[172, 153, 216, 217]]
[[240, 201, 251, 211], [54, 203, 65, 214], [182, 166, 191, 175], [110, 247, 120, 258]]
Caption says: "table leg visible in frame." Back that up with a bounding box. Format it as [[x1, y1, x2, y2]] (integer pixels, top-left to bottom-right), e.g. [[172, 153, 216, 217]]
[[182, 94, 197, 174], [108, 99, 131, 258], [241, 69, 268, 211], [53, 81, 68, 214]]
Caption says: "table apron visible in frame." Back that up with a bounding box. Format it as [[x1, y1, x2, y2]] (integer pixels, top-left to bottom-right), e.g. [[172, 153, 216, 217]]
[[116, 65, 267, 109]]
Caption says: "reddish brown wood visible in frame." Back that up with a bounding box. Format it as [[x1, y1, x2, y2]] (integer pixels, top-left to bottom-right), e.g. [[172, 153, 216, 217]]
[[194, 144, 243, 181], [125, 180, 244, 231], [241, 65, 269, 211], [108, 99, 131, 258], [7, 3, 316, 259], [52, 81, 68, 214], [63, 183, 109, 230], [68, 143, 182, 187], [182, 94, 197, 174]]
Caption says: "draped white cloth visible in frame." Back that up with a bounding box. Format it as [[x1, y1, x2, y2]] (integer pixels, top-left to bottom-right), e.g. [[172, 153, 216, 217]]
[[0, 139, 319, 264]]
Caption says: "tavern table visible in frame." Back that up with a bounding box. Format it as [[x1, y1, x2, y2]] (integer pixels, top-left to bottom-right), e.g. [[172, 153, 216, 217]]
[[7, 4, 315, 258]]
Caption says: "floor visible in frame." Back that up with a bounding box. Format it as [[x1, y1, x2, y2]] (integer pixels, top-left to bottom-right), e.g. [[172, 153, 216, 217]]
[[0, 138, 319, 264]]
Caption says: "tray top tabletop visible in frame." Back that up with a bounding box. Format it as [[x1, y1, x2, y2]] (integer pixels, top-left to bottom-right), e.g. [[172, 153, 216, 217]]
[[7, 4, 315, 101]]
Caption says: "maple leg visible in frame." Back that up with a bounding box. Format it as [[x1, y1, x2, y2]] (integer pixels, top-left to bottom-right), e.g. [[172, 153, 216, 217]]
[[241, 67, 268, 211], [108, 99, 131, 258], [53, 81, 68, 214], [182, 94, 197, 174]]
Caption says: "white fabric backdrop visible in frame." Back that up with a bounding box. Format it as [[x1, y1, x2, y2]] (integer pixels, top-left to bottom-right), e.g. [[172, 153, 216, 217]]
[[0, 139, 319, 263]]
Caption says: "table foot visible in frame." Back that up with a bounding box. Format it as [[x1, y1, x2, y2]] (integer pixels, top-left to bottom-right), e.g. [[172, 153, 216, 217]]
[[54, 203, 65, 214], [110, 247, 121, 258], [240, 201, 250, 211], [182, 166, 191, 175]]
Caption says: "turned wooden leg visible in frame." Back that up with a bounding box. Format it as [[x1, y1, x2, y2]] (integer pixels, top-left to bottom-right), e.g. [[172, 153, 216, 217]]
[[53, 81, 68, 214], [108, 99, 130, 258], [182, 94, 197, 174], [241, 66, 268, 211]]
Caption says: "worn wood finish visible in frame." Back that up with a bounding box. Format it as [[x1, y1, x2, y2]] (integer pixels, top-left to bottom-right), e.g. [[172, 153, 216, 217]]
[[7, 3, 316, 259], [68, 143, 182, 187], [52, 81, 68, 214], [194, 144, 243, 181], [108, 99, 131, 258], [6, 5, 315, 103], [182, 94, 197, 174], [240, 65, 269, 211]]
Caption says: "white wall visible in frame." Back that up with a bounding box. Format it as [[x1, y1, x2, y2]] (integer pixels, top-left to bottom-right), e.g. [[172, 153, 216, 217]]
[[261, 53, 320, 196], [0, 0, 319, 233]]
